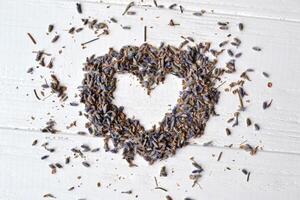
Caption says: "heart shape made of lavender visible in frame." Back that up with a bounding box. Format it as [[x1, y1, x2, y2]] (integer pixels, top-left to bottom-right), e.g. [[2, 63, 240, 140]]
[[80, 43, 220, 165]]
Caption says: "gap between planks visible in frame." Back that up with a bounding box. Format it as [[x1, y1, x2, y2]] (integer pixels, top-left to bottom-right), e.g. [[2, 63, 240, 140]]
[[1, 126, 300, 157]]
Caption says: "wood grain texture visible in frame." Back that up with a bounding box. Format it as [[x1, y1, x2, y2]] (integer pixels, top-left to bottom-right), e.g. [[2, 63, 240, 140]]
[[1, 0, 300, 199], [62, 0, 300, 21]]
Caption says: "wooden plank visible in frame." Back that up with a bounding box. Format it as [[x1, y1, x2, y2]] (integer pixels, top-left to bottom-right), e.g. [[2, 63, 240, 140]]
[[0, 128, 300, 200], [1, 0, 300, 155], [74, 0, 300, 22]]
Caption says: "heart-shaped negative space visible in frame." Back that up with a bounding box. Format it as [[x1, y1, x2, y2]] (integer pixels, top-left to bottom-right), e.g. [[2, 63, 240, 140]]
[[80, 43, 220, 165], [113, 74, 182, 130]]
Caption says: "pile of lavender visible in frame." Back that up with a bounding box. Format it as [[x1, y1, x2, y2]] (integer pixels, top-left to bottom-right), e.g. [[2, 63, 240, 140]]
[[80, 43, 222, 165]]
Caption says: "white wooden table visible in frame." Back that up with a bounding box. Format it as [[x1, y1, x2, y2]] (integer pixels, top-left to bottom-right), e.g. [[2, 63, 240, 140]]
[[1, 0, 300, 199]]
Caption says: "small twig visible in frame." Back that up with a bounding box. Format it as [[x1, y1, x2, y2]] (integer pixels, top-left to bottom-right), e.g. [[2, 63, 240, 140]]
[[247, 172, 251, 182], [43, 193, 56, 198], [179, 5, 184, 13], [153, 176, 168, 191], [121, 190, 132, 194], [216, 81, 226, 89], [144, 26, 147, 42], [33, 89, 41, 100], [217, 151, 223, 161], [32, 51, 51, 56], [154, 176, 158, 187], [168, 19, 180, 26], [155, 187, 168, 192], [122, 2, 134, 15], [81, 38, 99, 46], [27, 33, 37, 44]]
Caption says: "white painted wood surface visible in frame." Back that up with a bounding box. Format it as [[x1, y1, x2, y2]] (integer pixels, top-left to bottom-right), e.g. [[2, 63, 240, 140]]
[[1, 0, 300, 199]]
